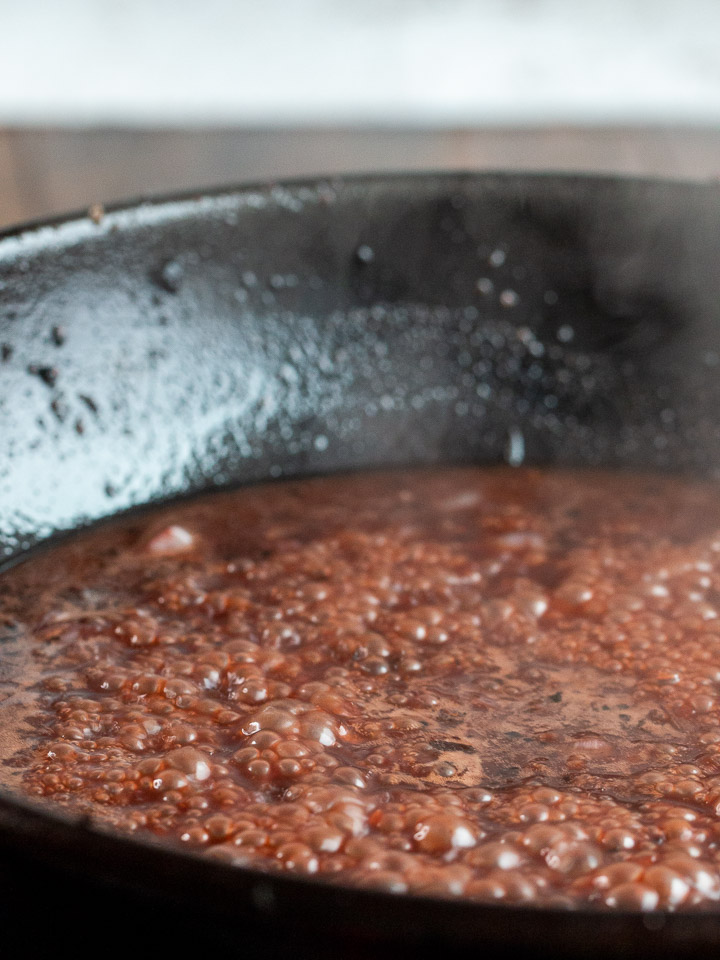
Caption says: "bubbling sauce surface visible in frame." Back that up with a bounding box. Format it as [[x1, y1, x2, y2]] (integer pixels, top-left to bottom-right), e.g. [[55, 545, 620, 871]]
[[3, 467, 720, 910]]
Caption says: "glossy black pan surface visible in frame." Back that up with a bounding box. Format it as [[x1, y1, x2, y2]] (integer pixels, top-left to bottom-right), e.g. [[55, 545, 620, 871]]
[[1, 173, 720, 957]]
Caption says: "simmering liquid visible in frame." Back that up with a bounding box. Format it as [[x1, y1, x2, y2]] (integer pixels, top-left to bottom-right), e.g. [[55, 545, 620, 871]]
[[2, 467, 720, 910]]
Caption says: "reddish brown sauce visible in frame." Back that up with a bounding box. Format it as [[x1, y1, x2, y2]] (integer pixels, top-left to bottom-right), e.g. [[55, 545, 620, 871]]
[[3, 467, 720, 910]]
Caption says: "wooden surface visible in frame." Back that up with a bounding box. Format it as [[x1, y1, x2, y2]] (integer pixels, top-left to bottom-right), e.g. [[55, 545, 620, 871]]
[[1, 126, 720, 229]]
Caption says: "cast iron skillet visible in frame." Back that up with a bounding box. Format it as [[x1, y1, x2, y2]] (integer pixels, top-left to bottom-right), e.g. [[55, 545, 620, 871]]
[[1, 173, 720, 957]]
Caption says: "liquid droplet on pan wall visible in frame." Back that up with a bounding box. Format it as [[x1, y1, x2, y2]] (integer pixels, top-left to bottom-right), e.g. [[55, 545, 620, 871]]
[[355, 244, 375, 265], [154, 260, 184, 294], [506, 428, 525, 467]]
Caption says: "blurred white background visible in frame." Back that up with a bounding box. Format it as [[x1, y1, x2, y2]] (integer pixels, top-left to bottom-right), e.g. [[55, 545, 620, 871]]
[[1, 0, 719, 227], [1, 0, 719, 126]]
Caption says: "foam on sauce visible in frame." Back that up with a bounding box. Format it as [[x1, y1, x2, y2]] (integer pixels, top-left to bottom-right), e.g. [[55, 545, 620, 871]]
[[2, 467, 720, 910]]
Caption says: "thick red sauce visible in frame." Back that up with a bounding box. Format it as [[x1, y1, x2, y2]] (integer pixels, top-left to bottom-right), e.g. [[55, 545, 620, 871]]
[[3, 467, 720, 910]]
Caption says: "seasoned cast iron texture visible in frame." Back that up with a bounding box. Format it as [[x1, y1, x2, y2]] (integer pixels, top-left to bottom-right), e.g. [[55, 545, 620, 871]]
[[1, 174, 720, 561]]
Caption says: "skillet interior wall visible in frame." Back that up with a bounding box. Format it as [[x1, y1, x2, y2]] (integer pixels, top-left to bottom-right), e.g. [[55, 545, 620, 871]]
[[0, 173, 719, 563]]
